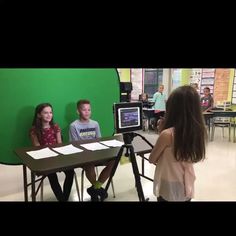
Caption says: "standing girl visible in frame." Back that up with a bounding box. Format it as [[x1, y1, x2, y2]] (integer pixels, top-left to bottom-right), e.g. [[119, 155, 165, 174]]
[[149, 86, 207, 201], [152, 85, 166, 130], [29, 103, 74, 201]]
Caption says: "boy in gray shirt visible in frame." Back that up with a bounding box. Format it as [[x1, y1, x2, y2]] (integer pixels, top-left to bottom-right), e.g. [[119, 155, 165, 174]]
[[69, 99, 114, 201], [69, 119, 101, 141]]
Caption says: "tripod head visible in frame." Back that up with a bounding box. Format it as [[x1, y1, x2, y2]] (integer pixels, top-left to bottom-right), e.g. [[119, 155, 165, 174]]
[[122, 132, 154, 158], [122, 132, 154, 148], [123, 132, 136, 145]]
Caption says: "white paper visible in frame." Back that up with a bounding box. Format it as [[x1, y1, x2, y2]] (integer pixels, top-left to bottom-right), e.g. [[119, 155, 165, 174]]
[[26, 147, 59, 159], [52, 144, 83, 155], [100, 140, 124, 147], [80, 142, 110, 151]]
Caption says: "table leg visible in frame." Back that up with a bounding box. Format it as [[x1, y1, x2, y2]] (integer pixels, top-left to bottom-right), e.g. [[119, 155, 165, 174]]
[[234, 119, 236, 143], [23, 165, 28, 202], [31, 171, 36, 202]]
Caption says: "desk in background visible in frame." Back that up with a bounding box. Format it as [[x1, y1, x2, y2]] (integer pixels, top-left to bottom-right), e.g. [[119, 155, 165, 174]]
[[209, 110, 236, 142], [142, 108, 165, 131]]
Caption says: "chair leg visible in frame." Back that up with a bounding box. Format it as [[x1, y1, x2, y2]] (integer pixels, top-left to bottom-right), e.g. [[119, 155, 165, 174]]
[[74, 171, 81, 201], [111, 179, 116, 198], [229, 124, 231, 142], [81, 169, 85, 202], [212, 125, 215, 141], [32, 177, 45, 201], [40, 179, 44, 201], [222, 127, 224, 138]]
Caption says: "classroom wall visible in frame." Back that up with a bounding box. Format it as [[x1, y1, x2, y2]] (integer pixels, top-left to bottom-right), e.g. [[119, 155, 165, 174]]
[[171, 68, 236, 110], [229, 69, 236, 110], [171, 68, 190, 90], [117, 69, 131, 82], [181, 69, 192, 85], [130, 68, 172, 99], [162, 69, 171, 97]]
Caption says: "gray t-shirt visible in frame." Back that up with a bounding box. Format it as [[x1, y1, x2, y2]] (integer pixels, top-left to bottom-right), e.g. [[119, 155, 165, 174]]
[[200, 95, 214, 111], [69, 119, 101, 141]]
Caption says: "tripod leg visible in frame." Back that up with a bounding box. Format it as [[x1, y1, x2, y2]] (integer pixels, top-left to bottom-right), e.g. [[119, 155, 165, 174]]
[[104, 146, 124, 194], [129, 146, 146, 202]]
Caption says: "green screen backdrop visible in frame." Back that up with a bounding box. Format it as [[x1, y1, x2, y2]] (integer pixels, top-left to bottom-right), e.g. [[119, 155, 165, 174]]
[[0, 69, 120, 164]]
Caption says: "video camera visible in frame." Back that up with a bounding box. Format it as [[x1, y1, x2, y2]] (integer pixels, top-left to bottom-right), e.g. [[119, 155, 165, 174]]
[[113, 102, 143, 134]]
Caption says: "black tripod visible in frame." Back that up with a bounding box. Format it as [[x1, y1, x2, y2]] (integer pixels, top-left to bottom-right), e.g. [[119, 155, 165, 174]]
[[104, 132, 154, 202]]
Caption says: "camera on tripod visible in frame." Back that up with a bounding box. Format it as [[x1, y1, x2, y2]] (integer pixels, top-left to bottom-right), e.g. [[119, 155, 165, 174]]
[[113, 102, 143, 135], [104, 102, 153, 201]]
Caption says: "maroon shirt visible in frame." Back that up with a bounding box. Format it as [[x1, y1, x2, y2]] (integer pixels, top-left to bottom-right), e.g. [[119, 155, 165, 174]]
[[30, 124, 61, 146]]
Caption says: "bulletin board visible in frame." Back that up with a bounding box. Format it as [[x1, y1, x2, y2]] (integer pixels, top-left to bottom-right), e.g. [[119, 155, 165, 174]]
[[190, 68, 202, 89], [214, 69, 230, 102], [232, 69, 236, 104], [200, 69, 215, 95]]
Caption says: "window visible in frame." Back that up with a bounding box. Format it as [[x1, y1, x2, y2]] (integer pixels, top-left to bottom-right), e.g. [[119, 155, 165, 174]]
[[144, 69, 163, 98]]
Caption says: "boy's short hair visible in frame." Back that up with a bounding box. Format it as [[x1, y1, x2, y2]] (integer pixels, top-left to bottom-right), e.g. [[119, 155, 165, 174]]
[[204, 87, 210, 92], [77, 99, 90, 110]]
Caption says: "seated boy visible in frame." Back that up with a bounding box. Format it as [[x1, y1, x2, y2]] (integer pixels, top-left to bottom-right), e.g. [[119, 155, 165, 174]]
[[69, 99, 114, 201]]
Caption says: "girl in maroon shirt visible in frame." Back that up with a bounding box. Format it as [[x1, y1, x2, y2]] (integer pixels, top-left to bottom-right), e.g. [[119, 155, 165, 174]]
[[29, 103, 74, 201]]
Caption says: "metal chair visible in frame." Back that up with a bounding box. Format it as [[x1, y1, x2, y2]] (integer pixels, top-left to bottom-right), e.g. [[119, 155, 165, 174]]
[[212, 117, 232, 141], [212, 102, 233, 141], [32, 171, 81, 201]]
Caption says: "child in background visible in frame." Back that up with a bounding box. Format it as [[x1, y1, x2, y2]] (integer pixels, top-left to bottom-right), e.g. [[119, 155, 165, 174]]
[[152, 85, 166, 130], [139, 93, 148, 102], [139, 93, 149, 108], [191, 83, 200, 94], [201, 87, 214, 112], [149, 86, 206, 201], [29, 103, 74, 202], [69, 99, 114, 201]]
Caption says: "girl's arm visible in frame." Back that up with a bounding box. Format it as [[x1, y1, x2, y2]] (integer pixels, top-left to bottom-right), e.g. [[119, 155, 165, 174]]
[[30, 132, 41, 147], [152, 93, 157, 103], [56, 131, 62, 144], [54, 124, 62, 144], [95, 122, 102, 138], [205, 97, 214, 112], [149, 129, 171, 164]]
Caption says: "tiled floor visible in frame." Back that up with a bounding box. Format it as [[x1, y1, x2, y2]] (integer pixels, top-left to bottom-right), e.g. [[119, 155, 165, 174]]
[[0, 128, 236, 201]]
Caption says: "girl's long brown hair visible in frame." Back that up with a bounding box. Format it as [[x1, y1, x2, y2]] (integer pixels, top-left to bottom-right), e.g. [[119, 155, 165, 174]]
[[162, 86, 206, 162], [32, 103, 54, 143]]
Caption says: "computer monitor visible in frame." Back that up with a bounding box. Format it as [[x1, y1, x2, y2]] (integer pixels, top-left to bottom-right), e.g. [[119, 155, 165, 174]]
[[114, 102, 143, 134]]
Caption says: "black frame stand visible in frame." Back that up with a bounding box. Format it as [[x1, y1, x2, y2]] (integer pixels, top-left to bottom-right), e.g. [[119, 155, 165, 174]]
[[104, 132, 154, 202]]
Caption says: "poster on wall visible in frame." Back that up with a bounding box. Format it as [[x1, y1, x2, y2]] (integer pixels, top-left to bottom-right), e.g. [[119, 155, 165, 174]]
[[131, 68, 143, 101], [232, 69, 236, 105], [190, 69, 202, 89], [214, 69, 230, 102], [200, 68, 215, 96]]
